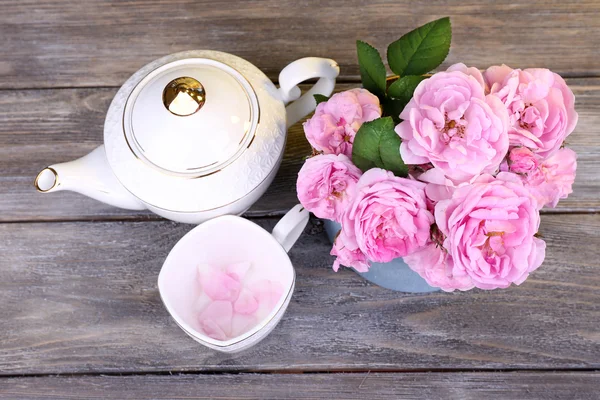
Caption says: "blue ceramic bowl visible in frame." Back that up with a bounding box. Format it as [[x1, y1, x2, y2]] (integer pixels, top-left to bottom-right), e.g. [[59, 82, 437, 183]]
[[323, 220, 439, 293]]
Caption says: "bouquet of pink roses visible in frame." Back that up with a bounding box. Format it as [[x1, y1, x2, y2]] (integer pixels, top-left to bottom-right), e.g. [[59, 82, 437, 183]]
[[296, 17, 578, 292]]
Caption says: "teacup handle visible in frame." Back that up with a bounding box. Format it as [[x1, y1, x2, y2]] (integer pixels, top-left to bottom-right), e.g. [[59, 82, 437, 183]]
[[271, 204, 310, 253], [278, 57, 340, 129]]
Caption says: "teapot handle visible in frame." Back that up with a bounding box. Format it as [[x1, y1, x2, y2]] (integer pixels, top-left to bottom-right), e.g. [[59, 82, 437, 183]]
[[278, 58, 340, 129]]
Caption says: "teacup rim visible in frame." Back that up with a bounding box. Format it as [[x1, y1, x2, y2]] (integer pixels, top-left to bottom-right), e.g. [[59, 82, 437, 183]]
[[158, 214, 295, 348]]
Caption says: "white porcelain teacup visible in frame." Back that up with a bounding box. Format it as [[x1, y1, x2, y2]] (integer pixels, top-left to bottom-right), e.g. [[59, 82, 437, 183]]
[[158, 205, 309, 353]]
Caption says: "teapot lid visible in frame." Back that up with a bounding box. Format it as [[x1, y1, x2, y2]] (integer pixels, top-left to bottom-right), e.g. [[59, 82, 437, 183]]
[[123, 58, 259, 176], [104, 50, 286, 214]]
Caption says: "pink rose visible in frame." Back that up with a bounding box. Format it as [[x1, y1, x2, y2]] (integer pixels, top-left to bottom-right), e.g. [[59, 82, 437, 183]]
[[303, 88, 381, 157], [435, 172, 546, 290], [485, 65, 578, 158], [502, 147, 577, 208], [404, 243, 474, 292], [396, 65, 509, 184], [539, 148, 577, 207], [446, 62, 487, 90], [504, 146, 539, 174], [296, 154, 362, 221], [330, 230, 370, 272], [417, 167, 476, 204], [342, 168, 434, 263]]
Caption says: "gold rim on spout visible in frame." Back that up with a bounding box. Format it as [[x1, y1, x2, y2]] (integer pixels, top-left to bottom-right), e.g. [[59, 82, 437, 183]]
[[34, 167, 59, 193]]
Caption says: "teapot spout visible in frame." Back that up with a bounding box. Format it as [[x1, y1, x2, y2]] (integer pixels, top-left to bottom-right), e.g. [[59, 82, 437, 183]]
[[34, 145, 146, 210]]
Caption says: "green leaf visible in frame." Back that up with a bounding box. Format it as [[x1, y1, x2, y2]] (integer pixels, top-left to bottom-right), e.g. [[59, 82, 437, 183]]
[[383, 75, 427, 122], [381, 98, 406, 124], [387, 17, 451, 76], [352, 117, 408, 177], [356, 40, 387, 96], [387, 75, 427, 104], [313, 94, 329, 105]]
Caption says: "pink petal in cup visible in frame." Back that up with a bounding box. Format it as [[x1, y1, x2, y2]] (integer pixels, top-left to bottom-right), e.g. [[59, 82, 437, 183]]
[[158, 205, 309, 353]]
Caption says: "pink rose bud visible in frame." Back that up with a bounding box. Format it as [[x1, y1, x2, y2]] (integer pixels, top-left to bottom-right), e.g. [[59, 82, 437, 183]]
[[303, 88, 381, 157], [484, 65, 578, 158], [296, 154, 362, 221], [341, 168, 434, 263], [434, 172, 546, 290], [330, 230, 370, 272], [396, 64, 510, 184], [506, 147, 539, 174]]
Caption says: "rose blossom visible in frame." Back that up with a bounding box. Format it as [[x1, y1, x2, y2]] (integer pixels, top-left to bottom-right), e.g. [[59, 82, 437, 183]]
[[435, 172, 546, 290], [296, 154, 362, 221], [504, 146, 539, 174], [501, 147, 577, 208], [396, 64, 509, 184], [404, 243, 474, 292], [539, 148, 577, 207], [330, 230, 370, 272], [416, 167, 477, 204], [303, 88, 381, 157], [485, 65, 578, 158], [446, 62, 487, 90], [341, 168, 434, 263]]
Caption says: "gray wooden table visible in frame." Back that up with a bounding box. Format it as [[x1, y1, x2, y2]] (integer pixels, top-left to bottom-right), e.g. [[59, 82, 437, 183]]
[[1, 1, 599, 398]]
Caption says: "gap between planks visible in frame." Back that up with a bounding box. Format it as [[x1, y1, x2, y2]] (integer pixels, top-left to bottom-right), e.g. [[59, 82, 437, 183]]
[[0, 79, 362, 92], [0, 210, 597, 225], [1, 73, 600, 92], [1, 367, 599, 379]]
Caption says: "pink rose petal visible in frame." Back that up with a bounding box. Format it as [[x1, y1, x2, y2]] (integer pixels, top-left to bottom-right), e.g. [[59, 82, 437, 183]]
[[330, 229, 370, 272], [226, 261, 252, 281], [197, 264, 241, 302], [233, 288, 259, 315], [404, 242, 474, 292], [231, 313, 258, 338], [198, 300, 233, 340], [249, 280, 285, 310]]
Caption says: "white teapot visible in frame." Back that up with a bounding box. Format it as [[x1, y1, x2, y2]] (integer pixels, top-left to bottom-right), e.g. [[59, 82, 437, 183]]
[[35, 50, 339, 223]]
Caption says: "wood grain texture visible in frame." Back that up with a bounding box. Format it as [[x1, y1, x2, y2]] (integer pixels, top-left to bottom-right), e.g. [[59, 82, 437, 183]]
[[1, 0, 599, 89], [1, 0, 599, 390], [1, 80, 599, 221], [0, 215, 598, 375], [1, 372, 599, 399]]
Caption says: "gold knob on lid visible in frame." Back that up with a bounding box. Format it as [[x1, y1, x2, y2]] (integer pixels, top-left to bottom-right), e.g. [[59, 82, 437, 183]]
[[162, 77, 206, 116]]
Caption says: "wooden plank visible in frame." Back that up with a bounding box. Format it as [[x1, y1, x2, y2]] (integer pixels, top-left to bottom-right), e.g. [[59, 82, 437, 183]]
[[0, 214, 598, 375], [1, 372, 599, 399], [0, 1, 599, 89], [0, 85, 314, 222], [1, 79, 598, 222]]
